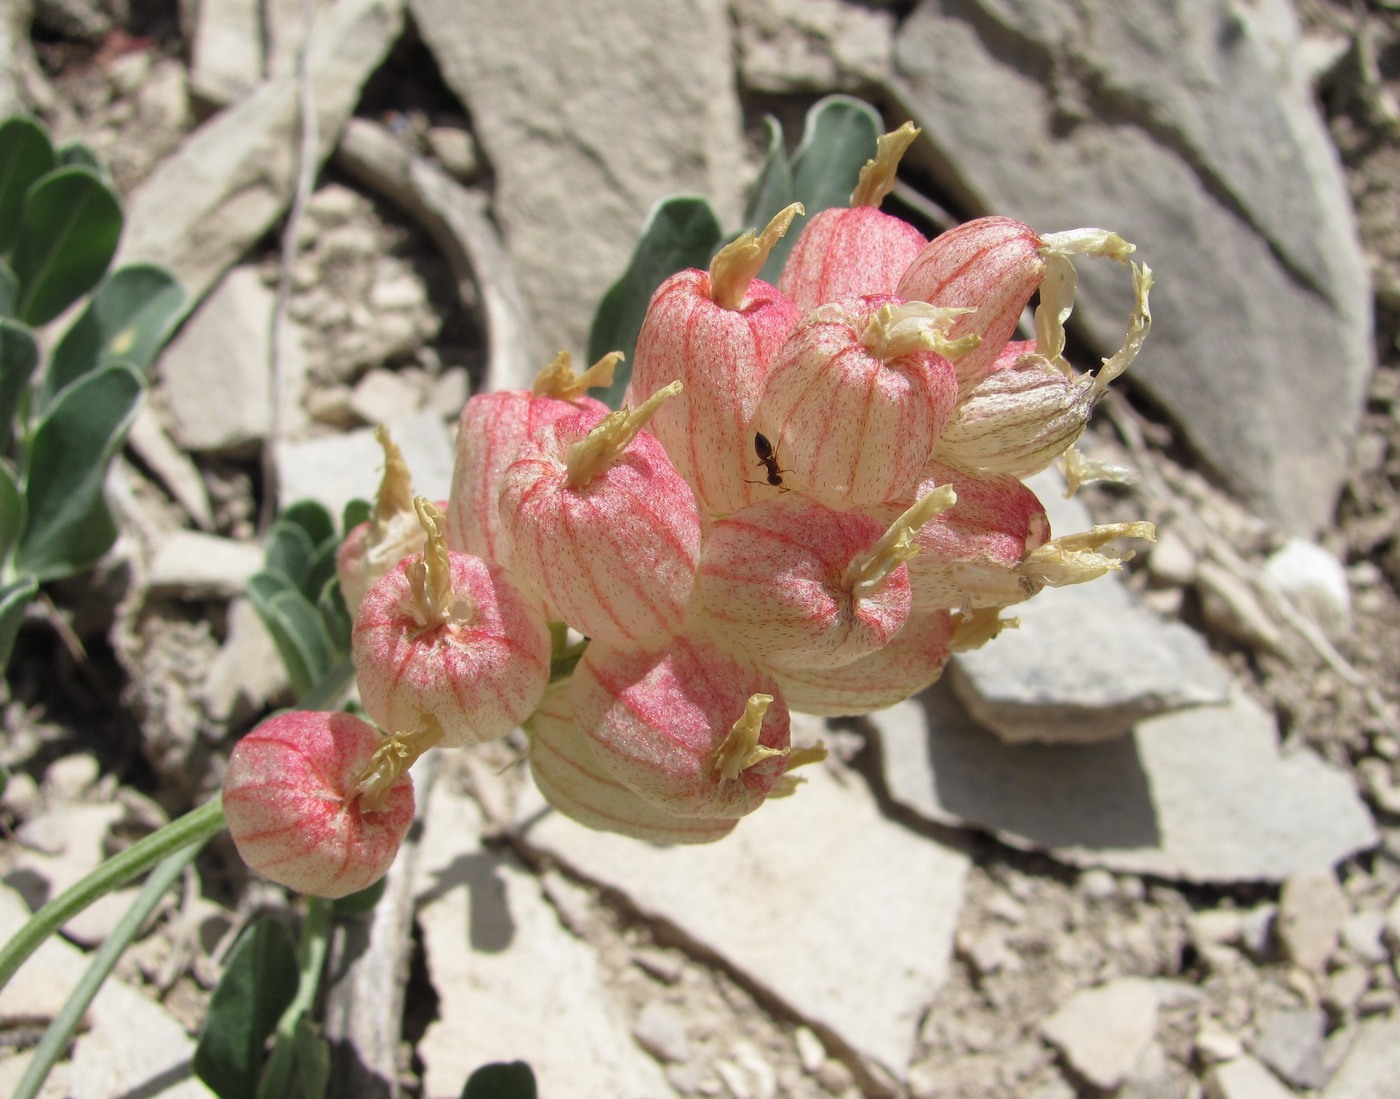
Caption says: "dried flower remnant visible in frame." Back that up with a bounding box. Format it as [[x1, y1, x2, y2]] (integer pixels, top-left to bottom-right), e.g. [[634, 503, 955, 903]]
[[338, 426, 429, 613], [222, 710, 415, 899]]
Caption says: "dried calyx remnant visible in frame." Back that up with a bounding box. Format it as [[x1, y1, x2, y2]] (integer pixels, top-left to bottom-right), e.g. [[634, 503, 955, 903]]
[[224, 123, 1155, 897]]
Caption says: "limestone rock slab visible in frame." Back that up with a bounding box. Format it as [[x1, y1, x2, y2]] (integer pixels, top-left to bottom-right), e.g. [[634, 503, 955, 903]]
[[0, 885, 216, 1099], [516, 745, 970, 1081], [409, 0, 746, 356], [118, 0, 405, 308], [877, 685, 1376, 883], [890, 0, 1372, 533], [951, 469, 1230, 742], [273, 409, 453, 523], [413, 780, 676, 1098], [154, 265, 309, 453]]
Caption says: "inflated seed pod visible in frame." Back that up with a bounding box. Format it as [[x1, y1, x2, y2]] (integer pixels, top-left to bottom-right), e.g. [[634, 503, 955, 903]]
[[756, 294, 967, 506], [446, 351, 616, 566], [629, 206, 803, 517], [569, 634, 791, 819], [695, 488, 954, 671], [222, 710, 414, 899], [895, 216, 1046, 385], [871, 462, 1051, 612], [526, 683, 740, 843], [771, 608, 954, 717], [778, 123, 928, 311], [352, 499, 551, 747], [497, 383, 701, 643]]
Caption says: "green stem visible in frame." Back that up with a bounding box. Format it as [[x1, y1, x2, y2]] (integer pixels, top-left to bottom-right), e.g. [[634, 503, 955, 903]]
[[10, 843, 201, 1099], [0, 794, 226, 995], [257, 896, 332, 1099]]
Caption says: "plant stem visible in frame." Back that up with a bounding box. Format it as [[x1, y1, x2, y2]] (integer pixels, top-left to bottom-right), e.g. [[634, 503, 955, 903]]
[[0, 794, 226, 995], [9, 844, 201, 1099], [257, 896, 333, 1099]]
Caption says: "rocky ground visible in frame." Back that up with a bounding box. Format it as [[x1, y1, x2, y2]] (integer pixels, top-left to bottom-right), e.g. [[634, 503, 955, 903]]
[[2, 1, 1400, 1097]]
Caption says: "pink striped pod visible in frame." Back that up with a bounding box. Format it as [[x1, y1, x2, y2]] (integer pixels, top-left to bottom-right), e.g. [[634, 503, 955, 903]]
[[772, 609, 954, 716], [569, 634, 791, 818], [526, 683, 739, 843], [497, 390, 702, 643], [695, 493, 916, 671], [629, 207, 803, 517], [446, 353, 615, 566], [352, 506, 551, 747], [872, 462, 1050, 612], [222, 710, 414, 899], [756, 295, 963, 506], [896, 216, 1044, 384], [778, 206, 927, 313]]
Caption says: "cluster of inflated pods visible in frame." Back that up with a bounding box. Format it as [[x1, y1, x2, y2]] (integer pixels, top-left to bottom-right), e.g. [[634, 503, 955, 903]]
[[222, 125, 1154, 898]]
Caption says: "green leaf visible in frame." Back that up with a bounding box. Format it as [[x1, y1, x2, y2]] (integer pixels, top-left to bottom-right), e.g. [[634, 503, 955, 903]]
[[342, 498, 371, 534], [289, 1017, 329, 1099], [0, 261, 16, 317], [1, 319, 40, 453], [758, 95, 882, 285], [194, 916, 300, 1099], [263, 520, 317, 592], [280, 500, 335, 553], [461, 1062, 538, 1099], [54, 140, 103, 174], [0, 117, 56, 257], [586, 195, 723, 408], [742, 115, 796, 234], [304, 539, 339, 611], [316, 576, 352, 655], [331, 877, 386, 918], [44, 264, 185, 409], [10, 166, 123, 327], [13, 363, 143, 581], [1, 459, 25, 561], [0, 575, 38, 675], [247, 573, 335, 695]]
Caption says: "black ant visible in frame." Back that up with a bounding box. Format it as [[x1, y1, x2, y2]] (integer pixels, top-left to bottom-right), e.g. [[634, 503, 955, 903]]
[[747, 432, 790, 490]]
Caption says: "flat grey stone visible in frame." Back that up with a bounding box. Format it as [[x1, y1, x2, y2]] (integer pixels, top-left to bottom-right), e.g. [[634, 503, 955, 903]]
[[876, 684, 1377, 883], [273, 409, 453, 523], [147, 530, 263, 599], [1205, 1056, 1296, 1099], [413, 780, 677, 1098], [188, 0, 264, 106], [155, 266, 310, 453], [889, 0, 1372, 534], [952, 469, 1229, 742], [732, 0, 894, 92], [0, 885, 216, 1099], [1322, 1011, 1400, 1099], [1278, 870, 1351, 973], [950, 577, 1231, 743], [118, 0, 405, 307], [516, 733, 969, 1081], [409, 0, 746, 356], [1040, 977, 1159, 1090], [1253, 1007, 1330, 1090]]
